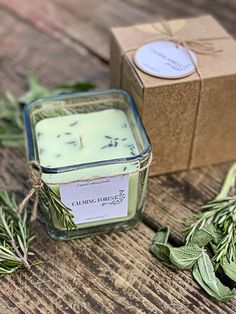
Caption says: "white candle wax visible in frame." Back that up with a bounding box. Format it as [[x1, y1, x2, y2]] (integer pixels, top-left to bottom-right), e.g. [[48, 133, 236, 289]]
[[35, 109, 140, 229]]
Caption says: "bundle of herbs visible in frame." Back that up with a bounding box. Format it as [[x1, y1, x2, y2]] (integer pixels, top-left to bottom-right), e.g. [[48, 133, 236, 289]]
[[0, 74, 95, 277], [150, 162, 236, 301]]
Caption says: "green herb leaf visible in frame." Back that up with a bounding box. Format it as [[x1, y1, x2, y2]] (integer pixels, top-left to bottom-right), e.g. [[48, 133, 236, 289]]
[[222, 259, 236, 282], [188, 223, 216, 247], [150, 227, 176, 268], [193, 262, 236, 301], [150, 243, 176, 268], [152, 226, 170, 244], [169, 245, 203, 269], [197, 252, 219, 293]]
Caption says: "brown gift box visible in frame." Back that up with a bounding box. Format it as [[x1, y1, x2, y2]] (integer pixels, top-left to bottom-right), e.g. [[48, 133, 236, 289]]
[[110, 16, 236, 176]]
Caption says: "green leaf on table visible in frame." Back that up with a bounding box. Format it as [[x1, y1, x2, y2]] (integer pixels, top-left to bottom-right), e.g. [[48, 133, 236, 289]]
[[197, 251, 219, 293], [150, 227, 176, 268], [188, 223, 216, 247], [193, 260, 236, 301], [152, 226, 170, 244], [222, 259, 236, 282], [150, 243, 175, 268], [169, 245, 203, 269]]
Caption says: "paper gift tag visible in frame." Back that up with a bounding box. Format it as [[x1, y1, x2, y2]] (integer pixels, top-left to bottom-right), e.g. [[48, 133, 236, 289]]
[[134, 40, 197, 79]]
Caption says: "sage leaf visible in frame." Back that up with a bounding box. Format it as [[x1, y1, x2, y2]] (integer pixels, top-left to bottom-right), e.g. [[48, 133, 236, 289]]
[[150, 227, 176, 268], [152, 226, 170, 244], [197, 252, 219, 293], [150, 243, 176, 268], [189, 223, 216, 247], [193, 263, 236, 301], [169, 245, 203, 269], [222, 259, 236, 282]]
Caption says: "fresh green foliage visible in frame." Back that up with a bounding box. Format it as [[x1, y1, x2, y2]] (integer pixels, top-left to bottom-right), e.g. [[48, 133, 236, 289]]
[[152, 226, 170, 244], [185, 197, 236, 266], [150, 162, 236, 301], [0, 74, 95, 148], [0, 189, 36, 277], [169, 245, 203, 269], [40, 182, 77, 231], [193, 262, 236, 301], [0, 91, 25, 147], [150, 227, 175, 268], [188, 223, 216, 247], [222, 259, 236, 282]]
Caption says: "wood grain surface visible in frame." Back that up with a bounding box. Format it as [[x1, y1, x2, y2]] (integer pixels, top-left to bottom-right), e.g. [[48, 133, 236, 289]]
[[0, 1, 235, 313]]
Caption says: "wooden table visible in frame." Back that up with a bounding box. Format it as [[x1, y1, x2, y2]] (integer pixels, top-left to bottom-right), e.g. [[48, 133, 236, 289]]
[[0, 1, 235, 313]]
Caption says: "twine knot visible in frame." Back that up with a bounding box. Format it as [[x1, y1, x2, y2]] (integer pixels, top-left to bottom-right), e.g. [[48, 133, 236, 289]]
[[152, 20, 222, 56], [18, 160, 43, 222]]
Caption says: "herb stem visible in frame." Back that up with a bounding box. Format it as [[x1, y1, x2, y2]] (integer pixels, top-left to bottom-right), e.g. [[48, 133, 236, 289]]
[[216, 162, 236, 200], [10, 236, 31, 271]]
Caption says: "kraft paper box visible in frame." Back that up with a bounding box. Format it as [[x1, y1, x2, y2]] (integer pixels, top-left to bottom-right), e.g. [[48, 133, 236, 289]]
[[110, 16, 236, 175]]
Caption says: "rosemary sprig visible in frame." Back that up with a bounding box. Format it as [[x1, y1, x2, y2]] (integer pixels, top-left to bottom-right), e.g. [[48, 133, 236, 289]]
[[40, 182, 77, 231], [0, 74, 95, 148], [0, 189, 35, 277], [184, 163, 236, 267]]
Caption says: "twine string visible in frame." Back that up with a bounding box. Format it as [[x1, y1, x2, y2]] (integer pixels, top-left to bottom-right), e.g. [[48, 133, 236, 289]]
[[151, 20, 223, 55], [17, 160, 43, 222]]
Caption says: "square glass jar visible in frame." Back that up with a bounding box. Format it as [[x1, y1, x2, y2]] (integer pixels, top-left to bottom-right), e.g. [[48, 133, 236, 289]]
[[24, 89, 152, 240]]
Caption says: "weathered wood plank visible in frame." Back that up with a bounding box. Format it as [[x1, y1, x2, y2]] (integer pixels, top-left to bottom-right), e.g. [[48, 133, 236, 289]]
[[0, 9, 108, 96], [0, 300, 19, 314], [0, 0, 235, 66], [124, 0, 236, 36], [0, 0, 157, 61], [145, 163, 232, 241]]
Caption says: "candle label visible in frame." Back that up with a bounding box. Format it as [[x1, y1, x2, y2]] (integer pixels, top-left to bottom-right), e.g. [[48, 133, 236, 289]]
[[59, 175, 129, 224], [134, 40, 197, 78]]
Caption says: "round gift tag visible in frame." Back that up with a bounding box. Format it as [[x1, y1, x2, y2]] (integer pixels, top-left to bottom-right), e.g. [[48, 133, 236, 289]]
[[134, 40, 197, 79]]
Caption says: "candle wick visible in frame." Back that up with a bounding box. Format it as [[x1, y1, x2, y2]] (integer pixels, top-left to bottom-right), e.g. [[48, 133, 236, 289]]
[[79, 135, 84, 149]]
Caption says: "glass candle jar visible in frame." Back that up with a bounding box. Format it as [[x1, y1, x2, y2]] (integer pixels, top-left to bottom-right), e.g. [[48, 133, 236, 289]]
[[24, 90, 152, 240]]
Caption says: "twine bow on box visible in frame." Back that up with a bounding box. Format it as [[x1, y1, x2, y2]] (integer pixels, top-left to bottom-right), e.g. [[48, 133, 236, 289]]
[[155, 20, 223, 55], [150, 20, 225, 79]]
